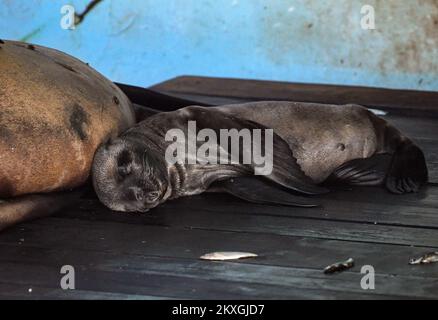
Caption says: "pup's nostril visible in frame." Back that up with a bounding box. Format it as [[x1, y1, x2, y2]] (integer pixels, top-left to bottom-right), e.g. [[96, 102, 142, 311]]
[[136, 191, 144, 202], [130, 187, 144, 202]]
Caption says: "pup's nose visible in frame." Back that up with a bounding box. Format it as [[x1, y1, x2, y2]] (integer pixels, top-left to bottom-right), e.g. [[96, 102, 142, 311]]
[[129, 187, 145, 202]]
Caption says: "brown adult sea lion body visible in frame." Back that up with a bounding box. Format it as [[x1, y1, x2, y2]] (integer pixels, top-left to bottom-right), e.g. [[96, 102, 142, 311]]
[[0, 40, 137, 229], [0, 40, 136, 197], [92, 102, 428, 212]]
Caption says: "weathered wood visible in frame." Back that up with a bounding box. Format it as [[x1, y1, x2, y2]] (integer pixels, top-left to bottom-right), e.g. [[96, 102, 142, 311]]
[[0, 257, 400, 300], [152, 76, 438, 114], [0, 282, 166, 300], [0, 242, 432, 299], [33, 186, 437, 242], [54, 196, 438, 248], [2, 217, 438, 279]]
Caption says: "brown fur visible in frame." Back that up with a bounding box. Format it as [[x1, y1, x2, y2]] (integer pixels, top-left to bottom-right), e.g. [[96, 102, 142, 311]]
[[0, 41, 136, 197], [0, 192, 81, 232]]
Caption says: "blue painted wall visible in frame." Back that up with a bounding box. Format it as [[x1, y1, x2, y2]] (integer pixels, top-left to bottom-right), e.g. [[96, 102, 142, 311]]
[[1, 0, 437, 91]]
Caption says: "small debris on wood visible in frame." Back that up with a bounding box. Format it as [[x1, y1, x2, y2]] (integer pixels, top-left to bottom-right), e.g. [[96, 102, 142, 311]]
[[200, 252, 258, 261], [409, 252, 438, 265], [324, 258, 355, 274]]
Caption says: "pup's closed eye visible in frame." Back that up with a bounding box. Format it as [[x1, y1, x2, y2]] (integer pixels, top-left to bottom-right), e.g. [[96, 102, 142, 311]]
[[117, 165, 131, 178], [147, 191, 160, 202]]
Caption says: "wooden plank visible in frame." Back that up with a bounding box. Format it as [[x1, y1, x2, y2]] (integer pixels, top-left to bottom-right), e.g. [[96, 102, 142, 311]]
[[163, 187, 438, 229], [387, 116, 438, 141], [0, 253, 399, 300], [151, 76, 438, 114], [154, 205, 438, 247], [0, 243, 431, 299], [45, 184, 438, 247], [0, 282, 166, 300], [73, 186, 438, 230], [2, 218, 438, 279]]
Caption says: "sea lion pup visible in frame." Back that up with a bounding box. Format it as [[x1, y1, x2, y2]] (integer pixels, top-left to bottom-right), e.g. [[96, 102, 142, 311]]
[[92, 102, 428, 212]]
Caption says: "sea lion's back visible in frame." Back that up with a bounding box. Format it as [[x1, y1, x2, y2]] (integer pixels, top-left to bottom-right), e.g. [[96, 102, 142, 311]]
[[0, 41, 136, 197], [217, 101, 379, 182]]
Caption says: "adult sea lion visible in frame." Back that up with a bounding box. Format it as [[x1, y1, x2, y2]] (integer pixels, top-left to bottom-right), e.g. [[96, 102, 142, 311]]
[[92, 102, 428, 212], [0, 40, 136, 229]]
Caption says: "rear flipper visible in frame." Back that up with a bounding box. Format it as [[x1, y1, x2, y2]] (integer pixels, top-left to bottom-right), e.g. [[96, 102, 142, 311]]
[[325, 142, 428, 194], [0, 189, 83, 232], [325, 154, 392, 187], [210, 176, 320, 208], [385, 141, 428, 194]]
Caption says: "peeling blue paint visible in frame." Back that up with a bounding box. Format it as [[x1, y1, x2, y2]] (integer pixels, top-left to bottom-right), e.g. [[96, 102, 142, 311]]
[[0, 0, 437, 91]]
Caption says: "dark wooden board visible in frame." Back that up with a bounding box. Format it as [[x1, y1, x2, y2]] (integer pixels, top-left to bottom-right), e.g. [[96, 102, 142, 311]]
[[152, 76, 438, 114], [2, 215, 438, 279], [0, 215, 437, 299], [54, 193, 438, 248], [0, 256, 406, 300], [0, 282, 169, 300]]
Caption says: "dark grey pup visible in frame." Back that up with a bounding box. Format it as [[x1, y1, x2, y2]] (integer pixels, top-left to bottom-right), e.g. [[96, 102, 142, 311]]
[[92, 102, 428, 212]]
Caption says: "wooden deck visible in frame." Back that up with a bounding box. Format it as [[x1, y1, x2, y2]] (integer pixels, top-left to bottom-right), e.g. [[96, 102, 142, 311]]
[[1, 76, 438, 299]]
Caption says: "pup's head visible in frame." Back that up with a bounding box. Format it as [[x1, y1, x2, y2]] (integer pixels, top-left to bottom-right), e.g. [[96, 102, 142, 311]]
[[92, 138, 169, 212]]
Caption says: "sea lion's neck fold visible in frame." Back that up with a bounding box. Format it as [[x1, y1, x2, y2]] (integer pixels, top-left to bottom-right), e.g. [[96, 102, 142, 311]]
[[167, 162, 186, 199]]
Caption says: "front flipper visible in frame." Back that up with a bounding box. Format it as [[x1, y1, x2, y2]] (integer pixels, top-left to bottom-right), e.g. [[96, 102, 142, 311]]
[[211, 176, 320, 207], [266, 131, 329, 195], [169, 106, 328, 196]]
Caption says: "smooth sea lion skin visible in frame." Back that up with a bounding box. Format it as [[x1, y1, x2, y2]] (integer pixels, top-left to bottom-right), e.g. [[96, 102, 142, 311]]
[[0, 40, 136, 197], [92, 102, 428, 212], [217, 102, 379, 183]]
